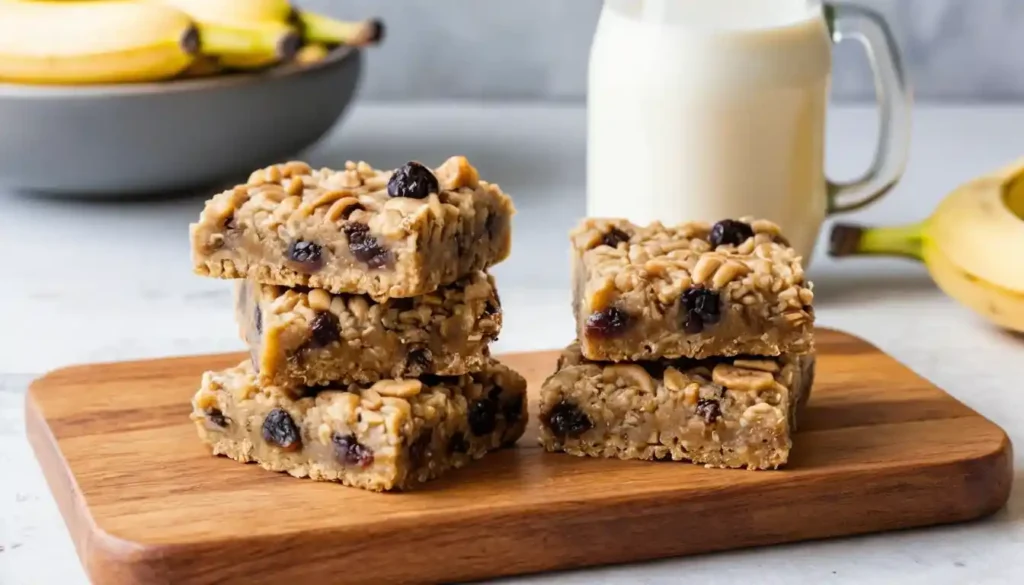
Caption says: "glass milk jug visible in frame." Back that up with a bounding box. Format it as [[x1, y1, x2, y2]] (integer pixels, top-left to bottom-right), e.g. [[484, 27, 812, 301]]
[[586, 0, 911, 260]]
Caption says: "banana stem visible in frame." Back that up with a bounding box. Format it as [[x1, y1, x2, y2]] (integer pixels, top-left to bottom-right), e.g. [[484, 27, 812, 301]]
[[297, 12, 384, 47], [829, 222, 925, 261]]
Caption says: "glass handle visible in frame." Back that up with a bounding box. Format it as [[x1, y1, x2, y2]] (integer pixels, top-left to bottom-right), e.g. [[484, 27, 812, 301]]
[[825, 3, 912, 214]]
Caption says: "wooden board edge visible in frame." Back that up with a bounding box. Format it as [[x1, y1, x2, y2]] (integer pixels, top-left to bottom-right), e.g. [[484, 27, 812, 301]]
[[955, 424, 1014, 519], [25, 387, 175, 584], [24, 389, 88, 564], [44, 426, 1013, 585]]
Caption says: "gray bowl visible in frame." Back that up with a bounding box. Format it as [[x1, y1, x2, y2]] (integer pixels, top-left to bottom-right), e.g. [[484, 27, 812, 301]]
[[0, 47, 362, 196]]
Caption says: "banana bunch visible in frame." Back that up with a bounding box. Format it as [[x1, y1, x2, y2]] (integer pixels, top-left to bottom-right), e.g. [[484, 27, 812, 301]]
[[829, 157, 1024, 333], [0, 0, 384, 85]]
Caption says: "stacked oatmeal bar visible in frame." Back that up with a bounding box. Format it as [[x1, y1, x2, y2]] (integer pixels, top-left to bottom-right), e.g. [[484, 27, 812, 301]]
[[188, 156, 526, 491], [539, 218, 816, 469]]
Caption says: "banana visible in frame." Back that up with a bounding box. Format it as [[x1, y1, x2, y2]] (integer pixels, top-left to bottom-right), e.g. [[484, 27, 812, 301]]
[[0, 0, 308, 84], [829, 157, 1024, 333], [158, 0, 382, 69], [161, 0, 384, 46], [157, 0, 299, 69], [154, 0, 299, 68], [0, 0, 200, 84]]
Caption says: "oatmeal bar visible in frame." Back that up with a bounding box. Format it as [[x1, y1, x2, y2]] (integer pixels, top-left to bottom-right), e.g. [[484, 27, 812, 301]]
[[538, 342, 815, 470], [237, 271, 501, 388], [191, 358, 527, 492], [572, 217, 814, 361], [191, 156, 514, 301]]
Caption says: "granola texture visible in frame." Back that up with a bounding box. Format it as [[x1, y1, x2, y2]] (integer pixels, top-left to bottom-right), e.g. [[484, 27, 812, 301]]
[[572, 217, 815, 361], [192, 358, 528, 492], [237, 271, 501, 389], [538, 342, 815, 470], [191, 156, 514, 301]]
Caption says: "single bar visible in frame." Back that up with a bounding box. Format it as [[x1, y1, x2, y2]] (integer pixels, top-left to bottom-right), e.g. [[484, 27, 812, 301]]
[[191, 156, 514, 301], [538, 342, 815, 470], [191, 358, 528, 492], [236, 271, 501, 388], [571, 217, 815, 361]]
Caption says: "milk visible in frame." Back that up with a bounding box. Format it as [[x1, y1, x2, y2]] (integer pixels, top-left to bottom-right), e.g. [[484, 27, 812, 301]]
[[586, 0, 833, 260]]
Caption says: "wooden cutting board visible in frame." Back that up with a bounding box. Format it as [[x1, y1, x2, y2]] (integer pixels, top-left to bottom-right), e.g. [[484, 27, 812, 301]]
[[26, 328, 1012, 585]]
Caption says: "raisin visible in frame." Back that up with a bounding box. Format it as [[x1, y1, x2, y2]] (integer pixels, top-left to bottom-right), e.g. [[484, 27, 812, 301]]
[[309, 311, 340, 347], [708, 219, 754, 248], [254, 304, 263, 335], [487, 385, 503, 401], [468, 398, 498, 436], [387, 162, 438, 199], [680, 287, 722, 333], [207, 408, 229, 428], [343, 223, 392, 269], [544, 401, 592, 439], [286, 240, 324, 272], [448, 433, 469, 454], [333, 433, 374, 467], [696, 398, 722, 424], [599, 226, 630, 249], [405, 348, 432, 375], [407, 432, 432, 466], [502, 392, 524, 426], [584, 307, 630, 339], [262, 408, 301, 451]]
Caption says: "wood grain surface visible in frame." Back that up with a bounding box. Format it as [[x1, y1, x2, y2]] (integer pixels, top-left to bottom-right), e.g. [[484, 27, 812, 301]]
[[25, 328, 1013, 585]]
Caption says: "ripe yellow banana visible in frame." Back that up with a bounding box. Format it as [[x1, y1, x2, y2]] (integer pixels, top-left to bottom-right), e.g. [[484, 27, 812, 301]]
[[830, 157, 1024, 333], [157, 0, 382, 69], [0, 0, 200, 84], [154, 0, 300, 68], [0, 0, 305, 84]]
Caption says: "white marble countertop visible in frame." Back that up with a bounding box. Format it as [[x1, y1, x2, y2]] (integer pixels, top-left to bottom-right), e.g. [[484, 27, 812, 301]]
[[2, 102, 1023, 584]]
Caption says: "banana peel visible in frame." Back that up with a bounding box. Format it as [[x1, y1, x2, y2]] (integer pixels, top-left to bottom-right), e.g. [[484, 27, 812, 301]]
[[829, 157, 1024, 333]]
